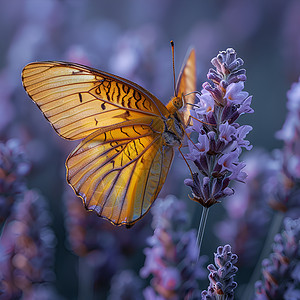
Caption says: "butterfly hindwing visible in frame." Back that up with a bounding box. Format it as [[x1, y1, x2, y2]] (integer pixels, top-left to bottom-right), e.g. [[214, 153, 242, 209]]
[[66, 118, 174, 226], [22, 61, 169, 140]]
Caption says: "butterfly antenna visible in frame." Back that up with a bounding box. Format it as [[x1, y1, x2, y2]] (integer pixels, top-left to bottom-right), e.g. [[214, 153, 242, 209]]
[[171, 40, 177, 97], [185, 91, 201, 98]]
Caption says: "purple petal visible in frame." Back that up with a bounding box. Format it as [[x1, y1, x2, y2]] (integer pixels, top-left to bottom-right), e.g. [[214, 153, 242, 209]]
[[225, 82, 249, 105], [238, 96, 254, 115], [195, 90, 215, 115], [219, 122, 237, 144]]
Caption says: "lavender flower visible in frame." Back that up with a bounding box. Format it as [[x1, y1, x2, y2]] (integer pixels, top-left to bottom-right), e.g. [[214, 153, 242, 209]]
[[108, 270, 144, 300], [265, 78, 300, 216], [64, 190, 120, 286], [64, 189, 150, 293], [255, 217, 300, 299], [140, 195, 205, 300], [0, 139, 31, 224], [201, 244, 238, 300], [20, 284, 64, 300], [0, 190, 56, 299], [215, 150, 272, 265], [184, 48, 253, 208], [0, 73, 14, 132]]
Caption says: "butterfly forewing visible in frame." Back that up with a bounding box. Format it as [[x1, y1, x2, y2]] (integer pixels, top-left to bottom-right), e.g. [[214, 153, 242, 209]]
[[22, 61, 169, 140], [66, 118, 174, 225], [176, 48, 196, 126]]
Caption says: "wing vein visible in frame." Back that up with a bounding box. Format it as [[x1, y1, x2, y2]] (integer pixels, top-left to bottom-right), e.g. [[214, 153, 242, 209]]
[[87, 134, 161, 204]]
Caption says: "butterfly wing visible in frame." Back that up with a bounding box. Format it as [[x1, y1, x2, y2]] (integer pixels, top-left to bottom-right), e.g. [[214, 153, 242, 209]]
[[66, 117, 174, 226], [175, 48, 196, 126], [22, 61, 169, 140]]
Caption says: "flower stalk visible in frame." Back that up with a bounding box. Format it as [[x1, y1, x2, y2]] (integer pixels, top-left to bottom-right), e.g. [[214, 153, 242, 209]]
[[196, 206, 210, 256]]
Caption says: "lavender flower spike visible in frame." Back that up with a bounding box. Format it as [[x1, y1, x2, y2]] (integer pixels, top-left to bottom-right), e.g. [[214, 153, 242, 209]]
[[0, 190, 56, 299], [201, 244, 238, 300], [266, 78, 300, 215], [0, 139, 31, 224], [141, 195, 206, 300], [185, 48, 253, 208], [255, 217, 300, 300], [108, 270, 143, 300]]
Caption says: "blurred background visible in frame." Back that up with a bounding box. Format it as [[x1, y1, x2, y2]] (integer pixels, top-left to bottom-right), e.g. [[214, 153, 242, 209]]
[[0, 0, 299, 299]]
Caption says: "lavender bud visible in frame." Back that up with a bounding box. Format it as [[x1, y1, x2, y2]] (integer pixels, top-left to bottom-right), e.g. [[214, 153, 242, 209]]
[[202, 244, 238, 300]]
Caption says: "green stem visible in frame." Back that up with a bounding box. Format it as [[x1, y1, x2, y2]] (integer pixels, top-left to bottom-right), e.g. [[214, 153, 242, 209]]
[[189, 206, 210, 300], [242, 212, 284, 300], [196, 206, 210, 258]]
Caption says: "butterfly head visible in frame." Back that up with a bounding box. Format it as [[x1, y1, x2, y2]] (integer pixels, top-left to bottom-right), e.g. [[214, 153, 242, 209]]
[[166, 95, 184, 114]]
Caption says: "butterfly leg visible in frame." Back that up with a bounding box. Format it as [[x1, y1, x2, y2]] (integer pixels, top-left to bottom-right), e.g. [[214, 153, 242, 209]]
[[181, 121, 202, 154], [187, 114, 216, 127], [178, 143, 194, 178]]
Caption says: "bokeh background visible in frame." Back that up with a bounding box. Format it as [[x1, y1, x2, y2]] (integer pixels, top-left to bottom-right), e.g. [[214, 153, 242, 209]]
[[0, 0, 300, 299]]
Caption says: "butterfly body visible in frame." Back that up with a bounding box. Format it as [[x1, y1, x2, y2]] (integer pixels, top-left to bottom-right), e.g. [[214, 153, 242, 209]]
[[162, 113, 184, 147], [22, 48, 195, 226]]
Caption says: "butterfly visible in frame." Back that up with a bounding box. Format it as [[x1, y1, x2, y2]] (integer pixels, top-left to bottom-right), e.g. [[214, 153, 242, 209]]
[[21, 47, 196, 226]]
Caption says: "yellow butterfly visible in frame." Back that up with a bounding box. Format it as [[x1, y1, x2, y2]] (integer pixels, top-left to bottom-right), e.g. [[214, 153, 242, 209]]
[[22, 47, 196, 226]]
